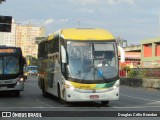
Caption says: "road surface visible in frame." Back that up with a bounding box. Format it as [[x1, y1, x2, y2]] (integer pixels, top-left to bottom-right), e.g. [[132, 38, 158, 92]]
[[0, 76, 160, 120]]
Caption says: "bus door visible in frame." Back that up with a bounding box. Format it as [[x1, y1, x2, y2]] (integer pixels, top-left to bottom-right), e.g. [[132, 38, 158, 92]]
[[53, 53, 61, 87]]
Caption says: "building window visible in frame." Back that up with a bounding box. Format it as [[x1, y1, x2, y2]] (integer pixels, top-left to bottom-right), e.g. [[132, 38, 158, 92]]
[[155, 42, 160, 56], [143, 44, 152, 57], [143, 61, 152, 68]]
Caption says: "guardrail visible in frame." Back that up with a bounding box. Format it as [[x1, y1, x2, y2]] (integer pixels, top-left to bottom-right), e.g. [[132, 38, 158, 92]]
[[120, 77, 160, 89]]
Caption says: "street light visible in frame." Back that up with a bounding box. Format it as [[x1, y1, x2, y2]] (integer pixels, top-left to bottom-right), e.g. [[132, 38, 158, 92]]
[[0, 15, 12, 32], [0, 0, 6, 4]]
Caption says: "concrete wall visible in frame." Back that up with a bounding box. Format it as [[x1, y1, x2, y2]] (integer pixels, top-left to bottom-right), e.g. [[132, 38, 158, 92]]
[[120, 78, 160, 89]]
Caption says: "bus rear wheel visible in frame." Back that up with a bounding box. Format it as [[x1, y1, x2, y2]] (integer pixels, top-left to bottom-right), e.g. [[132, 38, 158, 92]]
[[101, 101, 109, 105]]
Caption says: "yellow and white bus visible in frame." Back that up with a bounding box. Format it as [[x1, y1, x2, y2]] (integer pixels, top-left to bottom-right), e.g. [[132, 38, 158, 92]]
[[38, 28, 120, 105]]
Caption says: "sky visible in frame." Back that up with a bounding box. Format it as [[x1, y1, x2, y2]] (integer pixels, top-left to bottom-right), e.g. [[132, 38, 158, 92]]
[[0, 0, 160, 45]]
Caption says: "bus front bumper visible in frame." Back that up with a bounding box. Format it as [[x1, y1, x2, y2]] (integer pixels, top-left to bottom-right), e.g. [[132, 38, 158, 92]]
[[0, 79, 24, 91], [64, 87, 119, 102]]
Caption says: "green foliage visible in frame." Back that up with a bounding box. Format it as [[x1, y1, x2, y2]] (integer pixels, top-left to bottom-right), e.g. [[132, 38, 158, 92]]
[[123, 66, 130, 72], [127, 69, 147, 78], [128, 70, 137, 78], [25, 56, 38, 66], [138, 70, 146, 78]]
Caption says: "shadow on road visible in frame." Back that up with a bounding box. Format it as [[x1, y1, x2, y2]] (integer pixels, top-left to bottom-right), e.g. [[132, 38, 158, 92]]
[[0, 92, 21, 98]]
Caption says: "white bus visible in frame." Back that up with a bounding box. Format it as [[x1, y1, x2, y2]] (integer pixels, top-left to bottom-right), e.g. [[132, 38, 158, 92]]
[[38, 28, 120, 105], [0, 46, 26, 96]]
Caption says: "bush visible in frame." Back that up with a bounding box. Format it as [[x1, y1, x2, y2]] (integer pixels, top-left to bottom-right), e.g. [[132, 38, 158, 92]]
[[128, 70, 137, 78], [138, 70, 146, 78], [127, 69, 146, 78], [123, 66, 130, 72]]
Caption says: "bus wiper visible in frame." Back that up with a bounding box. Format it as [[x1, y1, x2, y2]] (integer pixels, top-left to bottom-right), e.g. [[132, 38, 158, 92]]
[[81, 69, 90, 82]]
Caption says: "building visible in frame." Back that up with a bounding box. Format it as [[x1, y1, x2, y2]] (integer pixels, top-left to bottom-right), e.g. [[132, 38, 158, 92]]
[[123, 45, 141, 68], [141, 37, 160, 68], [16, 23, 45, 58], [117, 38, 141, 68], [123, 52, 141, 68], [0, 19, 16, 46], [0, 20, 45, 58], [118, 43, 141, 77]]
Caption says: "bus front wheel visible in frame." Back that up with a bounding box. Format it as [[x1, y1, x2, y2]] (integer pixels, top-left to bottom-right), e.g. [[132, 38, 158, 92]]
[[58, 85, 66, 104]]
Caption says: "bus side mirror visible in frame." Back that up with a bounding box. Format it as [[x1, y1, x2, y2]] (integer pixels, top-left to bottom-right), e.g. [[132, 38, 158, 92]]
[[61, 45, 67, 63]]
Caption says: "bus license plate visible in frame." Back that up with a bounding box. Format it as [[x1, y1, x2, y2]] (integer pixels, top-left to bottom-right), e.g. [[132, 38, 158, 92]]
[[90, 95, 99, 99]]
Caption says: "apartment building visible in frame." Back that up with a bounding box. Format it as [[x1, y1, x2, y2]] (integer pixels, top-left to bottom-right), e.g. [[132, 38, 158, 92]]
[[0, 20, 45, 58], [0, 19, 16, 46], [16, 23, 45, 58]]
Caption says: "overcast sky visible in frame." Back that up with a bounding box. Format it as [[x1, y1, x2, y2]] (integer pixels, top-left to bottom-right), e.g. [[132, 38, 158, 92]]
[[1, 0, 160, 45]]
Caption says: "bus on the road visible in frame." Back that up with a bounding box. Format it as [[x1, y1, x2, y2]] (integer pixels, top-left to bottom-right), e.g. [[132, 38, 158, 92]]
[[24, 65, 38, 77], [38, 28, 120, 105], [0, 46, 26, 96]]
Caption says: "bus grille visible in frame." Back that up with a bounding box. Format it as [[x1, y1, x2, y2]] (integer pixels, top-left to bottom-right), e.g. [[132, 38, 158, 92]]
[[0, 83, 16, 88]]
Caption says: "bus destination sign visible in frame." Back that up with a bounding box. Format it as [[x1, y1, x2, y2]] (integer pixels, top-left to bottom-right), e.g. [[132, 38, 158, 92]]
[[0, 49, 16, 53]]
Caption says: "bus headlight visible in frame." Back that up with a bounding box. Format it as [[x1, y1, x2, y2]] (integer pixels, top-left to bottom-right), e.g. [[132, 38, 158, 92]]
[[19, 77, 24, 82], [65, 84, 75, 91], [113, 83, 119, 89], [24, 72, 27, 76], [70, 86, 75, 91]]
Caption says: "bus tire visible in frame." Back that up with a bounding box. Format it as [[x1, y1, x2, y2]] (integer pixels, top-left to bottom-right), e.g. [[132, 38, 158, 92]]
[[42, 80, 48, 97], [101, 101, 109, 105], [58, 84, 66, 104], [14, 91, 20, 97]]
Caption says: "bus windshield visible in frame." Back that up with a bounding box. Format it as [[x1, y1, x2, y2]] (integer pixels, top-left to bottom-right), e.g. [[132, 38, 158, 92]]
[[0, 56, 20, 74], [66, 41, 118, 81]]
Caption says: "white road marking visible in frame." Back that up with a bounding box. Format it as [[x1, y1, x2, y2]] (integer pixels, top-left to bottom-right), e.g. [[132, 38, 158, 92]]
[[111, 106, 160, 109], [121, 94, 160, 102]]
